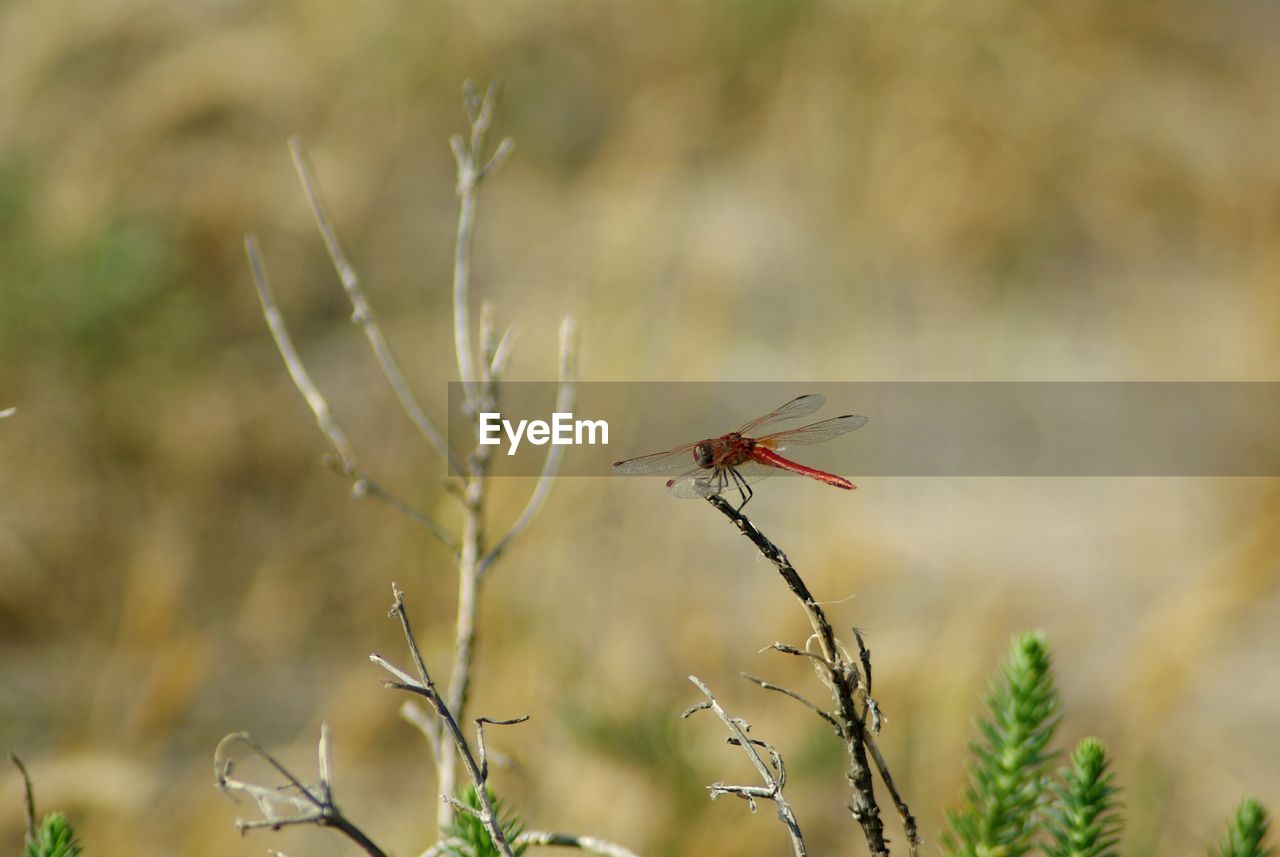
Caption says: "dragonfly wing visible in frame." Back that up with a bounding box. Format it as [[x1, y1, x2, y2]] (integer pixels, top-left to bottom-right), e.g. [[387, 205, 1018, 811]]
[[612, 443, 698, 475], [665, 468, 720, 499], [666, 461, 779, 500], [736, 394, 826, 435], [758, 414, 868, 449]]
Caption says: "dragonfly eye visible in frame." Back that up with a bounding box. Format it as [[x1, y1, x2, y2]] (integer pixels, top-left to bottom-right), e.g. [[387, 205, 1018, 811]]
[[693, 444, 714, 467]]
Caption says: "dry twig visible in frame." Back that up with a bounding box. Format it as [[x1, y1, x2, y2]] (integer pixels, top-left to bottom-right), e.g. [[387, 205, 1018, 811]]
[[239, 79, 607, 855], [214, 725, 389, 857], [371, 584, 522, 857], [451, 80, 515, 414], [683, 676, 807, 857], [288, 136, 463, 476], [435, 81, 574, 827], [244, 235, 454, 549], [9, 753, 36, 844], [704, 494, 920, 857]]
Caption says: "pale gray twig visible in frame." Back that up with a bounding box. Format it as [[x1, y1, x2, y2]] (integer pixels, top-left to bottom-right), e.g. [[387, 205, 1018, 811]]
[[288, 137, 463, 475], [478, 301, 498, 389], [451, 80, 513, 415], [0, 407, 15, 419], [242, 81, 602, 855], [245, 235, 454, 549], [489, 320, 519, 380], [478, 315, 577, 580], [246, 234, 356, 471], [436, 81, 540, 828], [371, 584, 519, 857], [214, 725, 388, 857], [683, 676, 806, 857], [350, 475, 458, 552]]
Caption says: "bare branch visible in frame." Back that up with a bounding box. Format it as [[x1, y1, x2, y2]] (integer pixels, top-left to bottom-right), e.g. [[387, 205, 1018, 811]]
[[246, 235, 454, 549], [684, 676, 806, 857], [853, 628, 873, 698], [317, 722, 334, 806], [214, 729, 389, 857], [0, 407, 15, 419], [478, 301, 498, 389], [452, 80, 509, 414], [288, 137, 463, 475], [478, 315, 577, 579], [761, 641, 836, 669], [490, 321, 519, 379], [866, 730, 919, 856], [349, 474, 457, 551], [742, 673, 838, 728], [9, 753, 35, 844], [442, 793, 485, 818], [436, 80, 525, 821], [850, 628, 886, 733], [475, 715, 530, 781], [373, 584, 518, 857], [480, 137, 516, 180], [247, 234, 357, 472], [704, 494, 918, 857]]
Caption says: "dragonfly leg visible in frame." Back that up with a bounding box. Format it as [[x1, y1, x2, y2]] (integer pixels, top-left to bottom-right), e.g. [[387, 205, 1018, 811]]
[[728, 467, 753, 512]]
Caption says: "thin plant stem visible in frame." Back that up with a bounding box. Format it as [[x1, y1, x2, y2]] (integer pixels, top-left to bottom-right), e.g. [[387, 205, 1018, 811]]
[[288, 137, 463, 475], [245, 235, 453, 550], [372, 584, 519, 857], [704, 494, 921, 857], [684, 676, 807, 857], [214, 727, 390, 857]]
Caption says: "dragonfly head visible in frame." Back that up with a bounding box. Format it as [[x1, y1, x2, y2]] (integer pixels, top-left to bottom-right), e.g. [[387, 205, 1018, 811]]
[[692, 443, 714, 468]]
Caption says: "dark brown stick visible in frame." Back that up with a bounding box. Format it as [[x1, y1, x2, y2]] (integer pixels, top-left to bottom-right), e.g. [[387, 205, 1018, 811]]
[[9, 753, 36, 844], [704, 494, 921, 857]]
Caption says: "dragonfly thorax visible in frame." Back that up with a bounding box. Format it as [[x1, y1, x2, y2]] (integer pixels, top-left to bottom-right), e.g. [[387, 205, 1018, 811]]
[[692, 433, 755, 469]]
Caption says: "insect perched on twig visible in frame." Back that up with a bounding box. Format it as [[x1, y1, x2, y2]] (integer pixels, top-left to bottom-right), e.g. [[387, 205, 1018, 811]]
[[613, 394, 867, 511]]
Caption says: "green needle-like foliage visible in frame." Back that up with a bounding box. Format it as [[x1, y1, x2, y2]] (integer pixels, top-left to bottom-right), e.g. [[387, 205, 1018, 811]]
[[1213, 799, 1273, 857], [943, 631, 1061, 857], [1044, 738, 1121, 857], [25, 813, 83, 857], [441, 785, 528, 857]]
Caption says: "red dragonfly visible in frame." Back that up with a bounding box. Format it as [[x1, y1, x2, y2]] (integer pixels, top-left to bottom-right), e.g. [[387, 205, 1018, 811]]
[[612, 394, 867, 511]]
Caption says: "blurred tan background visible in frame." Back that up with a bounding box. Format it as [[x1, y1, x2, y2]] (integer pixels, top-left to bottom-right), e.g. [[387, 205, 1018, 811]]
[[1, 0, 1278, 855]]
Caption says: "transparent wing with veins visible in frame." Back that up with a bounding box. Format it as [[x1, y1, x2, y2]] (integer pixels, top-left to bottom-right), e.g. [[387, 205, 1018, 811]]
[[758, 414, 868, 451], [664, 459, 778, 499], [611, 442, 698, 475], [612, 394, 867, 479], [735, 394, 826, 435]]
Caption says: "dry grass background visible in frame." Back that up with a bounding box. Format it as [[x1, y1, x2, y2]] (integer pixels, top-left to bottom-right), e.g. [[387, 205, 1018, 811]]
[[1, 0, 1278, 855]]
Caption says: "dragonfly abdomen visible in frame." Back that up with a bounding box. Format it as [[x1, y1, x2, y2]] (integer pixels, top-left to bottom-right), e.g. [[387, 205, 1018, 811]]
[[750, 446, 855, 490]]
